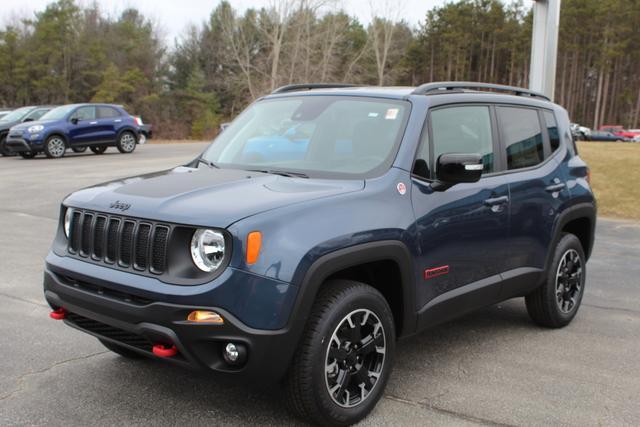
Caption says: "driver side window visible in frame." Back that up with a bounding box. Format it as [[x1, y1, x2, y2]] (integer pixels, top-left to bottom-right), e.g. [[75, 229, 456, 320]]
[[431, 106, 495, 176], [70, 107, 96, 121]]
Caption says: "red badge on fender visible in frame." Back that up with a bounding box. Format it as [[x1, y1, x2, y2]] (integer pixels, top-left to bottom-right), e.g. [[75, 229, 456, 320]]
[[397, 182, 406, 195]]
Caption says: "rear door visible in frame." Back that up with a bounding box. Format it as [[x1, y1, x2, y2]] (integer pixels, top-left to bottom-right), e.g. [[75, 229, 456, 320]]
[[411, 104, 510, 318], [496, 106, 569, 297], [96, 106, 121, 142]]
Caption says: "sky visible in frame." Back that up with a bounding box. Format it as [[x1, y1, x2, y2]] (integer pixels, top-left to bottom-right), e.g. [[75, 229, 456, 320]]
[[1, 0, 447, 44]]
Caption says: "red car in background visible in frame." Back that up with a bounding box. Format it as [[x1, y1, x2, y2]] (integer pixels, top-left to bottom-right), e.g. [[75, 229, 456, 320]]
[[599, 125, 640, 139]]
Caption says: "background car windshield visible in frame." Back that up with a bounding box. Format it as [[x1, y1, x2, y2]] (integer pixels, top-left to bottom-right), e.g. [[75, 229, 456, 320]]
[[0, 107, 32, 122], [39, 105, 76, 121], [202, 96, 409, 178]]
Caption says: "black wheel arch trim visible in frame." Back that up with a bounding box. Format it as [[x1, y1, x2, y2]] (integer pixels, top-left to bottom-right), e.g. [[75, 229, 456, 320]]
[[116, 127, 139, 142], [546, 202, 596, 272], [289, 240, 417, 341]]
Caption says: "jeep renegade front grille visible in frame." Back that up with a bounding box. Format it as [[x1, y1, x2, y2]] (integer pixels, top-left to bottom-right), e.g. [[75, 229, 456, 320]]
[[67, 210, 170, 274]]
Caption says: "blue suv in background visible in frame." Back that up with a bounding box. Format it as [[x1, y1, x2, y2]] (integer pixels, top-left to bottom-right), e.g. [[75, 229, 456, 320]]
[[6, 103, 143, 159]]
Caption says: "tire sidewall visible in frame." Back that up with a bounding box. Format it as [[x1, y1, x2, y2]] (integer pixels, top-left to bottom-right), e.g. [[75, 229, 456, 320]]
[[117, 131, 137, 153], [310, 285, 395, 425], [546, 234, 587, 325], [45, 136, 66, 158]]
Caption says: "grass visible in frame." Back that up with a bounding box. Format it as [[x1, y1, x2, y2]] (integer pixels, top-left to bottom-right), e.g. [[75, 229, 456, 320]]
[[578, 141, 640, 221]]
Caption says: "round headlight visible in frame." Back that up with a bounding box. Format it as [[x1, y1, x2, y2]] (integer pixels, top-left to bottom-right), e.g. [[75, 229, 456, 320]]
[[190, 229, 225, 272], [28, 125, 44, 133], [64, 208, 73, 238]]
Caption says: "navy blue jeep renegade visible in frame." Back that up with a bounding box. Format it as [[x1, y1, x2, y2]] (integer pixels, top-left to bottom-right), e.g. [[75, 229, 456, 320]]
[[44, 82, 596, 426]]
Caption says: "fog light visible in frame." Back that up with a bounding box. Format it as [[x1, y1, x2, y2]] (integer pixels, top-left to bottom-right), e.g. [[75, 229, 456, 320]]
[[223, 342, 247, 366], [187, 310, 224, 324]]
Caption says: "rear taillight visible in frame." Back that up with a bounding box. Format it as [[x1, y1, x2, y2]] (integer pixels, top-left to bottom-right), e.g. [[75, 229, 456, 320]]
[[134, 116, 143, 126]]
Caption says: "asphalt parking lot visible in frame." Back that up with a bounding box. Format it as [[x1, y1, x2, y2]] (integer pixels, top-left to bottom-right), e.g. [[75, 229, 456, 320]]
[[1, 143, 639, 426]]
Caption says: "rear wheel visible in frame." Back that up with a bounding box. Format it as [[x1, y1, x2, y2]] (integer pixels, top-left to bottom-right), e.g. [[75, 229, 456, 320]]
[[99, 339, 144, 359], [43, 136, 66, 159], [117, 131, 137, 153], [526, 233, 586, 328], [285, 280, 395, 426], [71, 146, 87, 153], [90, 146, 107, 155]]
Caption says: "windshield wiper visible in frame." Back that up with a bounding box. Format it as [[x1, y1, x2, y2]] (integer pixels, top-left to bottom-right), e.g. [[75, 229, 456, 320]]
[[247, 169, 309, 178], [197, 158, 220, 169]]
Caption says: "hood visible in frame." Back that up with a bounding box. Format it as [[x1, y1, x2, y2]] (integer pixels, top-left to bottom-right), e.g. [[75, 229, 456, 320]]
[[10, 119, 56, 132], [64, 166, 364, 228]]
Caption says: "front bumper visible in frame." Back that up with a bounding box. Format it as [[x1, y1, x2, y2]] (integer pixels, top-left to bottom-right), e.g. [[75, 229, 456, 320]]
[[44, 254, 301, 382], [5, 134, 43, 153]]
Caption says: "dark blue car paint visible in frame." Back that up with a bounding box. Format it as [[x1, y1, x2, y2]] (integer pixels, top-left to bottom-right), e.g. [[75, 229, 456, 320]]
[[44, 87, 596, 380]]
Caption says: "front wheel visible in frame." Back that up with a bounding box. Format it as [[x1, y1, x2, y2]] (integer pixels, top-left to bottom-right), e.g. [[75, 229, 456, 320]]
[[117, 131, 137, 153], [19, 152, 37, 159], [44, 136, 66, 159], [526, 233, 586, 328], [90, 146, 107, 155], [285, 280, 395, 426], [0, 135, 14, 156]]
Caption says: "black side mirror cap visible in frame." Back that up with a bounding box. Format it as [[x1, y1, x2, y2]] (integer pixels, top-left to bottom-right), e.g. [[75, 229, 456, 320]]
[[432, 153, 483, 191], [23, 118, 34, 122], [219, 122, 230, 132], [70, 118, 79, 125]]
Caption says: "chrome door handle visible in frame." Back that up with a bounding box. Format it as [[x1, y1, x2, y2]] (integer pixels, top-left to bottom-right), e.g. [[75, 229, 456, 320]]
[[545, 183, 566, 193], [89, 121, 98, 125], [484, 195, 509, 206], [114, 119, 122, 123]]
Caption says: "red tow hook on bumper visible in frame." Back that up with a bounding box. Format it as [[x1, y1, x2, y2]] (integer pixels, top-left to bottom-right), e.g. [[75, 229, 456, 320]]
[[152, 344, 178, 357], [49, 308, 67, 320]]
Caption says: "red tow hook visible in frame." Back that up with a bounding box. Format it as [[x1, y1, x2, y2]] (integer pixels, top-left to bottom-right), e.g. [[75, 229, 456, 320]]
[[152, 344, 178, 357], [50, 308, 67, 320]]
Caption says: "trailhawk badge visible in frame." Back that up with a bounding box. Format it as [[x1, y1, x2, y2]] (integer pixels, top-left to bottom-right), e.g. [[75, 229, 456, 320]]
[[109, 200, 131, 212]]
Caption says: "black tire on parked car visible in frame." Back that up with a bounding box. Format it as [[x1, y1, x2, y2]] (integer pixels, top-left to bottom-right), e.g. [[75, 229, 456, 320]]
[[285, 280, 395, 426], [0, 134, 15, 156], [72, 146, 87, 153], [525, 233, 586, 328], [116, 131, 137, 154], [43, 135, 66, 159], [99, 339, 144, 359], [19, 152, 37, 159], [90, 146, 107, 155]]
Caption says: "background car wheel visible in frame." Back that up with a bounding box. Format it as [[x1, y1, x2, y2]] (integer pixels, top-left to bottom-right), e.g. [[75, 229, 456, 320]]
[[71, 146, 87, 153], [0, 135, 15, 156], [526, 233, 586, 328], [285, 280, 395, 426], [90, 146, 107, 155], [19, 152, 37, 159], [99, 339, 144, 359], [43, 136, 66, 159], [117, 131, 137, 153]]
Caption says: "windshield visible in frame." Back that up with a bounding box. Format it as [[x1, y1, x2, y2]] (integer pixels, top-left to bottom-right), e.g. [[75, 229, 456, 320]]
[[201, 96, 409, 179], [39, 105, 77, 121], [0, 107, 33, 122]]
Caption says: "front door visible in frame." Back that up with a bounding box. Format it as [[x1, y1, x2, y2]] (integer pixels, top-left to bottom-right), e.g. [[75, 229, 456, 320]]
[[68, 106, 103, 144], [411, 105, 510, 317]]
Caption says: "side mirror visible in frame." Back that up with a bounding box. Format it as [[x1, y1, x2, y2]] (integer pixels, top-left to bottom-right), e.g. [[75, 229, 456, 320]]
[[219, 122, 230, 132], [23, 117, 34, 122], [433, 153, 483, 191]]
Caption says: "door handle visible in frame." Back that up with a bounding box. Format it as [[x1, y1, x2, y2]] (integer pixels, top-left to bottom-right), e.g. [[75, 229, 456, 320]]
[[484, 195, 509, 206], [545, 182, 566, 193], [114, 119, 122, 123], [89, 121, 98, 125]]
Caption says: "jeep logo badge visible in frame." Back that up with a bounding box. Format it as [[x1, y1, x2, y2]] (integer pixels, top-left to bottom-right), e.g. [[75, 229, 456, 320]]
[[109, 200, 131, 211]]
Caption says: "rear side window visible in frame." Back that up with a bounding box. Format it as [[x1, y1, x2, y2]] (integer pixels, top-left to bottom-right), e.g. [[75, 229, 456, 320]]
[[430, 106, 494, 174], [97, 107, 120, 119], [498, 107, 544, 170], [543, 110, 560, 152]]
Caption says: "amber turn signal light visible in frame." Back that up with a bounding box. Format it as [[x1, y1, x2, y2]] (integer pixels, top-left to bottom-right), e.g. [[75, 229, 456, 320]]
[[187, 310, 224, 324], [246, 231, 262, 265]]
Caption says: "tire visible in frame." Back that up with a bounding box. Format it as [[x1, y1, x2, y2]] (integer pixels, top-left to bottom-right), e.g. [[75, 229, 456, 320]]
[[72, 146, 87, 153], [43, 135, 66, 159], [19, 152, 37, 159], [99, 339, 144, 359], [0, 135, 15, 156], [90, 146, 107, 155], [284, 280, 395, 426], [117, 131, 137, 153], [526, 233, 586, 328]]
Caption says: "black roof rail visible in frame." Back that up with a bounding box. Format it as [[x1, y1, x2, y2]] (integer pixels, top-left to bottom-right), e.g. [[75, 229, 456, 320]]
[[271, 83, 360, 94], [411, 81, 550, 101]]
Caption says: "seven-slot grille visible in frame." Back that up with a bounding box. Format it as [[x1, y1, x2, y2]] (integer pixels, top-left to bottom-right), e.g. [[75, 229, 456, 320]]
[[68, 210, 170, 274]]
